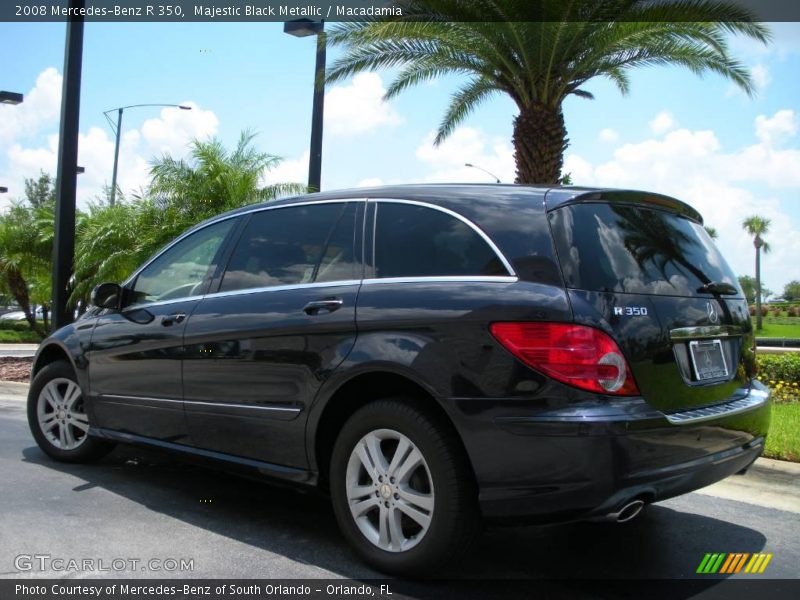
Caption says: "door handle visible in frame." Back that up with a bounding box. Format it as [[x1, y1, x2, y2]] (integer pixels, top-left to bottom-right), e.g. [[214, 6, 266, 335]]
[[303, 298, 344, 315], [161, 313, 186, 327]]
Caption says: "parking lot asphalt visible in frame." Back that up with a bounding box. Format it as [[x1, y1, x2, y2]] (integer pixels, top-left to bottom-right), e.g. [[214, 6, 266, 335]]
[[0, 393, 798, 583]]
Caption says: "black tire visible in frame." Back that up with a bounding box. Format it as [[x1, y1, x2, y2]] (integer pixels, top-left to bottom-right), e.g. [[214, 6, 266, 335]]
[[330, 397, 481, 575], [27, 360, 115, 463]]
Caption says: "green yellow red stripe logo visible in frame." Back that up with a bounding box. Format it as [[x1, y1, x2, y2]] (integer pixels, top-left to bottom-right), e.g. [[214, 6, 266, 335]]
[[696, 553, 773, 574]]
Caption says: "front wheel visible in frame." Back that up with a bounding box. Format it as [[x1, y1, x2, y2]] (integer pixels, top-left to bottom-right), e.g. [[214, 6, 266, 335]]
[[27, 361, 115, 463], [330, 398, 480, 575]]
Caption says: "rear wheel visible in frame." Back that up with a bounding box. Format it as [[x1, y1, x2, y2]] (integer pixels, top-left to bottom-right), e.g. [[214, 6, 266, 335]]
[[27, 361, 114, 463], [330, 398, 480, 575]]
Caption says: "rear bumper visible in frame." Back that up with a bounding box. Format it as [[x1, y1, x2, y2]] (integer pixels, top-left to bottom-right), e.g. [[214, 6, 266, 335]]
[[445, 381, 771, 522]]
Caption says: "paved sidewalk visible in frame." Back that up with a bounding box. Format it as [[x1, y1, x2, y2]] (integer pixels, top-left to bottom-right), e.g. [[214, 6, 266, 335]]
[[0, 343, 38, 358], [695, 456, 800, 514]]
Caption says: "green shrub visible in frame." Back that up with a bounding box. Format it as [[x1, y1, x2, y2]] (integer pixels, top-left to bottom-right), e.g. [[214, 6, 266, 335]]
[[758, 353, 800, 403]]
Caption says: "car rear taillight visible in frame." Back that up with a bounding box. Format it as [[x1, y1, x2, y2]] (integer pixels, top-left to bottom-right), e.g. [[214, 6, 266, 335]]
[[490, 322, 640, 396]]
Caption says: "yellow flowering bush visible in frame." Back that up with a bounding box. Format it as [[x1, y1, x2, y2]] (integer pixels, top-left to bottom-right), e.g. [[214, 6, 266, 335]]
[[766, 379, 800, 403], [759, 353, 800, 403]]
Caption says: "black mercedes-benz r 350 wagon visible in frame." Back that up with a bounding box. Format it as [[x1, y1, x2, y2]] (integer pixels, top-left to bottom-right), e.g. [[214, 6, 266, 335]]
[[28, 184, 770, 574]]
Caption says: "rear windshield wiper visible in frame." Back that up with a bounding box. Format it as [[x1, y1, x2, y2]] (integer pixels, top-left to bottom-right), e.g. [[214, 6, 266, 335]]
[[697, 281, 738, 295]]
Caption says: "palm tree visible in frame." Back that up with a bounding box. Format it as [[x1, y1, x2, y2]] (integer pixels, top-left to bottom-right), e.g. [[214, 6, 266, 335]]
[[71, 132, 304, 305], [704, 226, 718, 240], [71, 202, 143, 309], [149, 130, 303, 221], [742, 215, 771, 331], [0, 202, 52, 336], [327, 0, 769, 183]]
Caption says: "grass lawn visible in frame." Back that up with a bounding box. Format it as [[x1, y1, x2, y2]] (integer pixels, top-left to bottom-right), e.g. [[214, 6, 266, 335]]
[[755, 318, 800, 339], [0, 329, 41, 343], [764, 403, 800, 462], [0, 321, 42, 343]]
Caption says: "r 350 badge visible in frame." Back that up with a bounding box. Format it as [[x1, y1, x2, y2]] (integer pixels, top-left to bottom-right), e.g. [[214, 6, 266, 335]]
[[614, 306, 648, 316]]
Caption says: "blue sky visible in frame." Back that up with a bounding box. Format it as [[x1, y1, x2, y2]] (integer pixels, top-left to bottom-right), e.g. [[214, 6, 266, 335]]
[[1, 21, 799, 294]]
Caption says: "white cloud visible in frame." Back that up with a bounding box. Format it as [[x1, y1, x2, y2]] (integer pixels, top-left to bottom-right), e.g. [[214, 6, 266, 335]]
[[649, 111, 677, 135], [140, 103, 219, 157], [754, 109, 798, 146], [727, 63, 772, 98], [598, 128, 619, 143], [751, 63, 771, 92], [260, 150, 309, 187], [414, 127, 515, 183], [0, 67, 62, 146], [563, 109, 800, 293], [7, 136, 58, 179], [324, 73, 402, 136], [0, 69, 224, 208]]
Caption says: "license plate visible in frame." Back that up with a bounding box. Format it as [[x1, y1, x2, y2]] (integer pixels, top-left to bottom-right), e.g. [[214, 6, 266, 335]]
[[689, 339, 729, 381]]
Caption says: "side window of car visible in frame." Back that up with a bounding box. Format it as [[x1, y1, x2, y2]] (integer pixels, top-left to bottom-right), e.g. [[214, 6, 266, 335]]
[[219, 202, 359, 293], [374, 203, 508, 278], [131, 218, 235, 305]]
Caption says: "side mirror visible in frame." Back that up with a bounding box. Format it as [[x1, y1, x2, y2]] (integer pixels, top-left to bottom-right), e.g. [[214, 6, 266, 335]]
[[91, 282, 122, 310]]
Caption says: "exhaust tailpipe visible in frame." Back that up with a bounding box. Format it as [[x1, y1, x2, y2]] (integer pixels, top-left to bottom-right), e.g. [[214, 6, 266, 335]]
[[593, 499, 646, 523], [611, 499, 645, 523]]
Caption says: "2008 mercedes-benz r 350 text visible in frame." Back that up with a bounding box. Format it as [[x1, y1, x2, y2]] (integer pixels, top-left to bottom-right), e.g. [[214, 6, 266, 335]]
[[29, 184, 770, 574]]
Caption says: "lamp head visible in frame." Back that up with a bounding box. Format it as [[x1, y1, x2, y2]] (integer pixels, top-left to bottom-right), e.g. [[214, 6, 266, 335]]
[[284, 19, 324, 37]]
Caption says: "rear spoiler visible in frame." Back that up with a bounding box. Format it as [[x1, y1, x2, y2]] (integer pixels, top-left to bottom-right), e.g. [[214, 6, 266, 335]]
[[543, 188, 703, 224]]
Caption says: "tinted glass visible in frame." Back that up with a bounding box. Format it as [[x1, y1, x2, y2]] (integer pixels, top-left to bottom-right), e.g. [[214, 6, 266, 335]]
[[220, 202, 358, 292], [374, 203, 507, 278], [549, 203, 740, 297], [132, 218, 234, 304]]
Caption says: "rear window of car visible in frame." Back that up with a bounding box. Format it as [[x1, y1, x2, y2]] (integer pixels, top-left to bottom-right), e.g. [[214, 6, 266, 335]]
[[548, 203, 740, 297], [374, 203, 509, 278]]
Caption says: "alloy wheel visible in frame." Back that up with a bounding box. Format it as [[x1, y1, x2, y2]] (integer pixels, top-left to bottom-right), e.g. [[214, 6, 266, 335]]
[[345, 428, 435, 553], [36, 377, 89, 450]]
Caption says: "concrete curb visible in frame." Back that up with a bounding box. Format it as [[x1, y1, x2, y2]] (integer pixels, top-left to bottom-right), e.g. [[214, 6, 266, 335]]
[[748, 456, 800, 477], [0, 381, 30, 395]]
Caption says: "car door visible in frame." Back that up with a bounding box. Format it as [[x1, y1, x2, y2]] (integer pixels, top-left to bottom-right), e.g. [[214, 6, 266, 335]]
[[87, 218, 239, 442], [182, 200, 363, 468]]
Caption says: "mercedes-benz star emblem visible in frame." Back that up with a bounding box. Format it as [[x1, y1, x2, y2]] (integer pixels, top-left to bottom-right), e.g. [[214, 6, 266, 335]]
[[707, 301, 719, 324]]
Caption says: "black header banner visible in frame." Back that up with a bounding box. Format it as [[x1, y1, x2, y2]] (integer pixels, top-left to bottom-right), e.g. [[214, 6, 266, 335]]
[[3, 0, 800, 23]]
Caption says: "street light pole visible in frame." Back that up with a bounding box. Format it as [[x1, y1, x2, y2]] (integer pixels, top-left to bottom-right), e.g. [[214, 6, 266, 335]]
[[110, 108, 122, 206], [0, 92, 23, 194], [284, 19, 326, 193], [104, 103, 191, 206], [52, 0, 85, 330], [308, 31, 326, 193]]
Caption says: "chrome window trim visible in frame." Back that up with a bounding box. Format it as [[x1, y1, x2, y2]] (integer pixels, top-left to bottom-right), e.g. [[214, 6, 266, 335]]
[[123, 199, 366, 287], [119, 196, 519, 307], [369, 198, 518, 278], [204, 279, 363, 300], [98, 394, 302, 414], [122, 294, 206, 310], [361, 276, 518, 285]]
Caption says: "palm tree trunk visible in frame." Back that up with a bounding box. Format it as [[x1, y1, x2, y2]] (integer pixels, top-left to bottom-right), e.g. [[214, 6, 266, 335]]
[[755, 246, 762, 331], [3, 268, 45, 338], [512, 104, 569, 184]]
